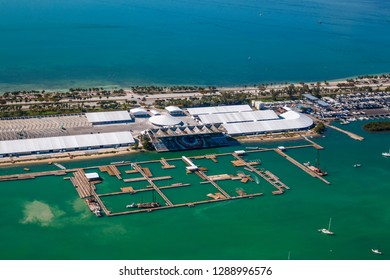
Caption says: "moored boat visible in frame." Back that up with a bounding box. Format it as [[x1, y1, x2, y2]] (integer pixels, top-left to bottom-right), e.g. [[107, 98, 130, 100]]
[[371, 249, 382, 255], [85, 197, 102, 217]]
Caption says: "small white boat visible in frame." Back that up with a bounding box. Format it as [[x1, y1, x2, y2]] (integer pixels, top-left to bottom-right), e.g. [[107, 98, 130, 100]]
[[371, 249, 382, 255], [126, 203, 136, 208], [278, 146, 286, 151], [353, 164, 361, 168], [382, 149, 390, 157], [318, 217, 334, 235]]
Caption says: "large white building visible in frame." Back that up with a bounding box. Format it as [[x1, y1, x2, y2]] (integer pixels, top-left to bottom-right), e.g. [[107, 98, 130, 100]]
[[85, 111, 132, 125], [198, 110, 279, 125], [222, 111, 313, 136], [165, 106, 184, 116], [0, 131, 135, 157], [130, 108, 149, 117], [187, 105, 252, 117]]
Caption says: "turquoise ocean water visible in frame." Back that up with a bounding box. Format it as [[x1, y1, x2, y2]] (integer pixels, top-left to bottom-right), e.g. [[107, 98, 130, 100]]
[[0, 121, 389, 260], [0, 0, 390, 91]]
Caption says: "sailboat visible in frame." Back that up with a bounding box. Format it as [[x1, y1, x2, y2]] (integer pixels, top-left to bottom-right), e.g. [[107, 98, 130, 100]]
[[382, 149, 390, 157], [318, 217, 334, 235], [371, 249, 382, 255]]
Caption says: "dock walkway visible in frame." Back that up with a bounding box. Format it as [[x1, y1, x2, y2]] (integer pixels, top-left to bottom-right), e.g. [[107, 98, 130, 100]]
[[274, 149, 330, 184], [325, 123, 364, 141], [132, 163, 173, 206]]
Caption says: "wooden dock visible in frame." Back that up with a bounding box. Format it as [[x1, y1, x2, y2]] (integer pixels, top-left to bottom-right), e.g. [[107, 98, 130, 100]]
[[0, 169, 70, 182], [99, 165, 122, 180], [274, 148, 330, 185], [160, 158, 176, 169], [197, 170, 232, 199], [70, 169, 94, 199], [205, 154, 218, 162], [98, 183, 191, 197], [300, 135, 324, 149], [132, 163, 173, 206], [232, 153, 290, 194], [108, 192, 264, 216], [123, 176, 172, 183]]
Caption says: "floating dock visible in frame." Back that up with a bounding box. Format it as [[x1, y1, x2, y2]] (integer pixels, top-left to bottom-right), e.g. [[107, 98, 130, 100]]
[[1, 141, 332, 216]]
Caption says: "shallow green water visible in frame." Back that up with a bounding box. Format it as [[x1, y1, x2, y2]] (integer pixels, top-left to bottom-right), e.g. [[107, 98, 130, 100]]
[[0, 121, 389, 260]]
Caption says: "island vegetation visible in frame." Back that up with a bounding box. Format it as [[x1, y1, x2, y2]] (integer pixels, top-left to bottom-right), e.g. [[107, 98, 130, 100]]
[[314, 122, 326, 134], [363, 121, 390, 132]]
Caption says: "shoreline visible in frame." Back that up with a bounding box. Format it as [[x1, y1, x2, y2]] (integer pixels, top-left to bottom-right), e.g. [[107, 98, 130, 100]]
[[0, 131, 319, 168], [1, 72, 389, 94], [0, 148, 139, 168]]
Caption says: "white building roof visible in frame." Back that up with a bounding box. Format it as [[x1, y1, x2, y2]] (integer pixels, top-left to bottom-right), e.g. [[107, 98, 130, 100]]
[[149, 115, 183, 126], [165, 106, 183, 113], [130, 107, 149, 116], [85, 111, 132, 123], [187, 105, 252, 116], [150, 109, 161, 115], [222, 112, 313, 135], [0, 131, 135, 155], [198, 110, 278, 124], [85, 172, 100, 180]]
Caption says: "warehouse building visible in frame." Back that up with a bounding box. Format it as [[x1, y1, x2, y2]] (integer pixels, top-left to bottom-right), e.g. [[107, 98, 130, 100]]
[[222, 111, 313, 136], [165, 106, 184, 116], [187, 105, 252, 117], [0, 131, 135, 157], [130, 107, 149, 117], [85, 111, 132, 125], [198, 110, 279, 125]]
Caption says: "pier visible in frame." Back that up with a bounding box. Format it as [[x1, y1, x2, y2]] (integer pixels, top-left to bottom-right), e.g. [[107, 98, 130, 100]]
[[1, 141, 333, 217], [132, 163, 173, 206], [300, 135, 324, 149], [99, 165, 122, 180], [70, 169, 95, 199], [54, 162, 66, 170], [160, 158, 176, 169], [273, 148, 330, 184], [232, 152, 291, 194], [325, 123, 364, 141], [0, 169, 70, 182]]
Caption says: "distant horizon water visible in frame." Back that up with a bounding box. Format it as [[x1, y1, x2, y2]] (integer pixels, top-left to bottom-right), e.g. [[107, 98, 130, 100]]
[[0, 0, 389, 91]]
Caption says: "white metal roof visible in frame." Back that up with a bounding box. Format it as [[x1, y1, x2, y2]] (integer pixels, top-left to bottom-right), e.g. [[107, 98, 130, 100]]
[[222, 112, 313, 135], [165, 106, 183, 113], [187, 105, 252, 116], [130, 107, 149, 116], [150, 109, 161, 115], [198, 110, 278, 124], [85, 111, 132, 123], [149, 115, 183, 126], [85, 172, 100, 180], [0, 131, 135, 155]]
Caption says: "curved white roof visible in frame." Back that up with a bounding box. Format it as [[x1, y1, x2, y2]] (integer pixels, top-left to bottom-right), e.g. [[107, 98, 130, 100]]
[[130, 107, 148, 115], [199, 110, 278, 124], [165, 106, 183, 113], [149, 115, 183, 126], [223, 112, 313, 135]]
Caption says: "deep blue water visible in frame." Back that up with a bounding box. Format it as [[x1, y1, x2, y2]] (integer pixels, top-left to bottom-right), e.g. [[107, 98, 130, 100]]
[[0, 0, 389, 90]]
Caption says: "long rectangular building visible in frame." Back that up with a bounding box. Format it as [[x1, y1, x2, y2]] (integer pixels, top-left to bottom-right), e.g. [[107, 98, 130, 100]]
[[222, 111, 313, 136], [187, 105, 252, 116], [0, 131, 135, 157], [198, 110, 279, 124], [85, 111, 132, 125]]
